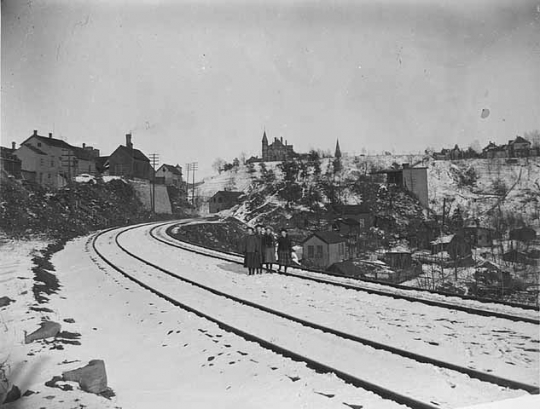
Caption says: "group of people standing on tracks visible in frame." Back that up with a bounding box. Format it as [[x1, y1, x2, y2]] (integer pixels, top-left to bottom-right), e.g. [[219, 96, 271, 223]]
[[242, 224, 293, 276]]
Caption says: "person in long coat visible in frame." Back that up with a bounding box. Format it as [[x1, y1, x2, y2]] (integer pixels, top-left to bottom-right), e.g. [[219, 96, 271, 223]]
[[255, 224, 264, 274], [243, 227, 262, 275], [261, 227, 276, 272], [277, 228, 293, 273]]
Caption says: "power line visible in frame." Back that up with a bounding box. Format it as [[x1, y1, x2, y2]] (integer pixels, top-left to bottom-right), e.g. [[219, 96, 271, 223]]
[[149, 154, 160, 214], [186, 162, 198, 207]]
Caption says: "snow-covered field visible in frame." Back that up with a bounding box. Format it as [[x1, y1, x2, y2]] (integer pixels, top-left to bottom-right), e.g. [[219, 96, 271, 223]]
[[1, 224, 539, 408]]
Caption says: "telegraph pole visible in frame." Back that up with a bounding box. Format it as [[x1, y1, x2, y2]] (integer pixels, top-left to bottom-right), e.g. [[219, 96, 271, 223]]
[[149, 154, 160, 215], [186, 162, 198, 207]]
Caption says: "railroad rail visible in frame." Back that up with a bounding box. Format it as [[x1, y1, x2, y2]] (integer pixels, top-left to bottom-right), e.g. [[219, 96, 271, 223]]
[[151, 221, 540, 325], [90, 223, 539, 409]]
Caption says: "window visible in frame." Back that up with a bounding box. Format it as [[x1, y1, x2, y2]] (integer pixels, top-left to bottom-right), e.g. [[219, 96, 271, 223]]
[[218, 197, 223, 203], [37, 142, 42, 147], [308, 245, 314, 258], [47, 173, 51, 179], [40, 158, 44, 166], [51, 159, 54, 167], [316, 245, 323, 258]]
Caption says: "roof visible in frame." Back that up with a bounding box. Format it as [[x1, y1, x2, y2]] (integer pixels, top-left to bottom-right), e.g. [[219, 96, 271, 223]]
[[24, 134, 72, 150], [371, 166, 428, 174], [212, 191, 243, 201], [335, 217, 360, 226], [72, 147, 95, 161], [20, 144, 47, 155], [509, 136, 531, 145], [387, 245, 411, 253], [113, 145, 150, 162], [431, 234, 455, 245], [305, 231, 346, 245], [333, 204, 370, 214], [159, 164, 182, 175]]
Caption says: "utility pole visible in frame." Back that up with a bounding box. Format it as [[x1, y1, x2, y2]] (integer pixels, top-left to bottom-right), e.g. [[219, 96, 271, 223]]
[[186, 162, 198, 207], [149, 154, 160, 215]]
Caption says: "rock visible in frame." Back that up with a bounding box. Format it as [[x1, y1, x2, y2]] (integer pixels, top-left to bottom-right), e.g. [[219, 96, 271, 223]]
[[62, 360, 108, 394], [3, 385, 21, 404], [22, 389, 36, 397], [63, 318, 75, 323], [0, 296, 14, 308], [25, 321, 61, 344]]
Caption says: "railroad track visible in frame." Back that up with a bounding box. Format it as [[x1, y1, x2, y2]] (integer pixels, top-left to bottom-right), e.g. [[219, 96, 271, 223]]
[[151, 221, 540, 325], [91, 223, 539, 409]]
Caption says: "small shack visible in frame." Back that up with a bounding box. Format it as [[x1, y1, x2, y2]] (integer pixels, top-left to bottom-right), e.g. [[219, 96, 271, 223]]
[[384, 246, 413, 269], [209, 191, 243, 213], [509, 227, 537, 243], [302, 231, 347, 269], [462, 226, 495, 248]]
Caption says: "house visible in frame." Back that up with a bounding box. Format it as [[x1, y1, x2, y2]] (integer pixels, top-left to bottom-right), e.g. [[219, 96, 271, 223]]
[[208, 191, 243, 213], [332, 204, 373, 229], [333, 218, 361, 235], [261, 131, 297, 162], [155, 164, 183, 187], [503, 250, 537, 266], [14, 130, 98, 189], [0, 142, 22, 178], [430, 234, 455, 254], [483, 143, 508, 159], [302, 231, 347, 269], [449, 144, 463, 160], [103, 133, 153, 180], [384, 246, 413, 269], [506, 136, 531, 158], [372, 164, 429, 208], [509, 227, 537, 243], [462, 225, 495, 247]]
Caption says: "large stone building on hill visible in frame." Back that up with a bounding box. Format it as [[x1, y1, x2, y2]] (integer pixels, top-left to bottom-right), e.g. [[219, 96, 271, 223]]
[[262, 131, 297, 162]]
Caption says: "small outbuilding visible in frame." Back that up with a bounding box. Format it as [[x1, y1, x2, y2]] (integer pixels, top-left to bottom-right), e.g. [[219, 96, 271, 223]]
[[208, 191, 243, 213], [302, 231, 347, 269]]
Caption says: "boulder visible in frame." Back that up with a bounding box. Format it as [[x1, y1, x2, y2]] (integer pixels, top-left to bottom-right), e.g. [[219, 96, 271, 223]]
[[0, 296, 14, 308], [2, 385, 21, 404], [62, 360, 108, 394], [24, 321, 61, 344]]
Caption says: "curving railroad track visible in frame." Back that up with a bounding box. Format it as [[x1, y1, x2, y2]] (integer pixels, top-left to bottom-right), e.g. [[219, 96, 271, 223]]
[[90, 221, 539, 409]]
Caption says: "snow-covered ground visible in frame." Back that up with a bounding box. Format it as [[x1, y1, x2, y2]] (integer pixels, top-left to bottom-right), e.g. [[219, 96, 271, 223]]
[[1, 224, 539, 409]]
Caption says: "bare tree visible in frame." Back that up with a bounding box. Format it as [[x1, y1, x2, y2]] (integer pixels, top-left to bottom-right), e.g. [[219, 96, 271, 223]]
[[212, 158, 226, 174]]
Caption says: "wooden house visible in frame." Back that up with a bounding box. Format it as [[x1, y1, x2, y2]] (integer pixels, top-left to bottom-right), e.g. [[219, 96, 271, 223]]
[[15, 130, 98, 188], [156, 164, 183, 187], [302, 231, 347, 269], [384, 246, 413, 269], [0, 143, 22, 178], [332, 204, 373, 229], [372, 164, 429, 208], [209, 191, 243, 213], [104, 134, 153, 180], [462, 226, 495, 248], [506, 136, 531, 158]]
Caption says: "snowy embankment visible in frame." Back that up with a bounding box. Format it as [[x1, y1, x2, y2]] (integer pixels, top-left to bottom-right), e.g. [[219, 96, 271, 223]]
[[1, 222, 539, 408]]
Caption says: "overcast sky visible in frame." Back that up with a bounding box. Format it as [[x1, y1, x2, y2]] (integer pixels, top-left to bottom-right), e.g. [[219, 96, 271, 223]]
[[2, 0, 539, 179]]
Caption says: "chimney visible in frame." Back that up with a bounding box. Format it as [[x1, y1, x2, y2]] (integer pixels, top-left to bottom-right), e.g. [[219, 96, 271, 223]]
[[83, 143, 86, 148], [12, 141, 16, 150], [49, 133, 52, 138], [280, 137, 283, 144], [285, 140, 288, 145], [33, 130, 37, 136], [126, 133, 133, 149]]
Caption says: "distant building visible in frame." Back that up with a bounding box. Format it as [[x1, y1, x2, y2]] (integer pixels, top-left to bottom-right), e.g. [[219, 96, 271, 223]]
[[0, 142, 22, 178], [14, 130, 98, 189], [332, 204, 373, 230], [302, 231, 347, 269], [384, 246, 413, 270], [482, 142, 507, 159], [103, 133, 153, 180], [209, 191, 243, 213], [334, 139, 342, 158], [462, 226, 495, 248], [373, 164, 429, 208], [262, 130, 296, 162], [156, 164, 183, 187], [506, 136, 531, 158]]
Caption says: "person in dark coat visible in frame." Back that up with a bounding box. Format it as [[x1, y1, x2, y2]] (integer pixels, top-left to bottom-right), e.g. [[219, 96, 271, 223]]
[[277, 228, 293, 273], [262, 227, 276, 272], [255, 224, 264, 274], [243, 227, 262, 275]]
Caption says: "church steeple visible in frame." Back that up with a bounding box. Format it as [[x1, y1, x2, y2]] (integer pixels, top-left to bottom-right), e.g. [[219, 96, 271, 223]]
[[334, 139, 342, 158], [262, 129, 268, 144]]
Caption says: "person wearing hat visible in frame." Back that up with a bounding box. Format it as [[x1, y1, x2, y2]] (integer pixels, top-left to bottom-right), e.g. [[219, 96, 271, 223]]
[[277, 228, 293, 273], [242, 226, 262, 276], [262, 226, 276, 272]]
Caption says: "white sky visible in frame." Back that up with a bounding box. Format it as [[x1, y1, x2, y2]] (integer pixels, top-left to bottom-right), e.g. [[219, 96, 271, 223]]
[[2, 0, 539, 179]]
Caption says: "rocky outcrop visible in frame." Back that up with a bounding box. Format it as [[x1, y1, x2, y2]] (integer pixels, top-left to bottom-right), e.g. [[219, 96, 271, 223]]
[[24, 321, 61, 344], [0, 296, 14, 308], [62, 360, 108, 394]]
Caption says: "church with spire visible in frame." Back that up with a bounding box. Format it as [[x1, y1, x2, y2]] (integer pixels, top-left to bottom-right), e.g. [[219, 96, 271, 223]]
[[261, 130, 297, 162]]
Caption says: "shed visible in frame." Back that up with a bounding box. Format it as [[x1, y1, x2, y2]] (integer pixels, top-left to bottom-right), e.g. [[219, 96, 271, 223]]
[[302, 231, 347, 269], [384, 246, 413, 269], [509, 227, 537, 243], [209, 191, 243, 213]]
